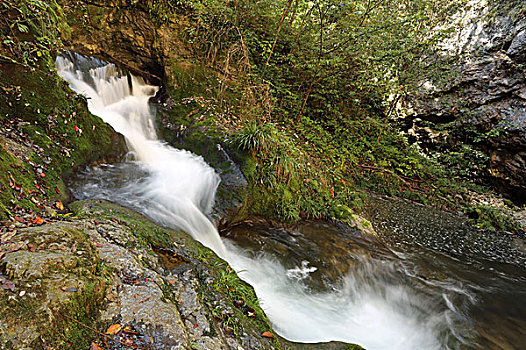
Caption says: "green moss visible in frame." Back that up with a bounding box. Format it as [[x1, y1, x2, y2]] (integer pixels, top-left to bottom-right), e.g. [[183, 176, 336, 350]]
[[345, 345, 365, 350], [464, 205, 520, 232], [52, 281, 106, 349], [0, 62, 121, 218], [196, 248, 279, 348], [0, 146, 35, 220], [70, 200, 202, 253]]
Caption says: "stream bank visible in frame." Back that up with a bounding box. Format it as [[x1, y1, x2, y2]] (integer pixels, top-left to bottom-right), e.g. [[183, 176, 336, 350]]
[[1, 199, 355, 349], [1, 49, 363, 349]]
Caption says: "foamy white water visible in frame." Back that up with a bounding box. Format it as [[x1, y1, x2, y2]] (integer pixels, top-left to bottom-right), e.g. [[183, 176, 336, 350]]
[[56, 54, 225, 255], [56, 54, 460, 350]]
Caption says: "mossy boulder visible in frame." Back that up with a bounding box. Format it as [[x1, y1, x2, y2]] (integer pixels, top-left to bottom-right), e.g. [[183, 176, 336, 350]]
[[0, 221, 106, 349], [0, 61, 125, 220]]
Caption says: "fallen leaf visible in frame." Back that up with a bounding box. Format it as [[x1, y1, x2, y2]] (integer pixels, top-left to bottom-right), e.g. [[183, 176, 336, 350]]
[[1, 230, 16, 243], [55, 201, 64, 211], [106, 323, 122, 335], [55, 186, 60, 194], [13, 216, 24, 223], [6, 242, 22, 253], [0, 252, 5, 260], [246, 306, 256, 318], [90, 342, 103, 350], [124, 339, 133, 346], [261, 331, 274, 338], [33, 217, 44, 225], [168, 279, 175, 284]]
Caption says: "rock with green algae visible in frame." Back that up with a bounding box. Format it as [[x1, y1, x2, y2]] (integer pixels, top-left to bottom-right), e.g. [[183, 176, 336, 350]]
[[0, 221, 105, 349], [0, 61, 126, 220], [1, 199, 361, 349]]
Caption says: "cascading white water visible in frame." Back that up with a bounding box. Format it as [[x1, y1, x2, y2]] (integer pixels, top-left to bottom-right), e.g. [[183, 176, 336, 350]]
[[56, 54, 226, 255], [56, 54, 463, 350]]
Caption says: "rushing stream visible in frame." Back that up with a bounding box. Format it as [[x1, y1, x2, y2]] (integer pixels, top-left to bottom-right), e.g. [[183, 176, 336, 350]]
[[56, 53, 526, 350]]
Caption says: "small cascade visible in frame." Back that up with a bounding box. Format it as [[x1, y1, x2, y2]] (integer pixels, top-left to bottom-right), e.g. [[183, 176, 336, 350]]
[[56, 53, 477, 350], [56, 53, 226, 255]]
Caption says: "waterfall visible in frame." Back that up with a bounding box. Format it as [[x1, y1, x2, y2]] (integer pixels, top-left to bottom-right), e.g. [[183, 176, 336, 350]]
[[56, 53, 465, 350], [56, 53, 226, 256]]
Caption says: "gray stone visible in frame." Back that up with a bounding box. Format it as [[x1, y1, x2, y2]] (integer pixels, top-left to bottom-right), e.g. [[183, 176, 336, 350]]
[[404, 1, 526, 201], [507, 29, 526, 59]]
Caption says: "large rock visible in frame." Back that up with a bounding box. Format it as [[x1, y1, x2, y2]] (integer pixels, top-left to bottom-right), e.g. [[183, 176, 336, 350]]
[[1, 200, 358, 349], [404, 0, 526, 201], [59, 0, 190, 85]]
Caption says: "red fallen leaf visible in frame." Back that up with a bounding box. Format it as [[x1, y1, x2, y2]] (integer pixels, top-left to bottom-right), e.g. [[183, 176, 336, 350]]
[[55, 186, 60, 194], [193, 323, 198, 329], [39, 173, 46, 178], [74, 125, 79, 132], [28, 244, 36, 252], [261, 331, 274, 338], [90, 342, 103, 350], [33, 217, 44, 225], [106, 324, 122, 335], [13, 216, 24, 223], [95, 243, 103, 248]]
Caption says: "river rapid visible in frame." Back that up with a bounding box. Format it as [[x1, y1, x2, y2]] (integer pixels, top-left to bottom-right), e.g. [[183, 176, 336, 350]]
[[56, 53, 526, 350]]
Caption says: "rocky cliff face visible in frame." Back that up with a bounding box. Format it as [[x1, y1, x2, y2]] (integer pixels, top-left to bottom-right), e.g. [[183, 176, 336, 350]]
[[404, 0, 526, 202], [59, 0, 192, 88]]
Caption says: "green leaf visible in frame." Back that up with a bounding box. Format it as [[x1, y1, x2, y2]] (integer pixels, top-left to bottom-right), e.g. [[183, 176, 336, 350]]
[[17, 23, 29, 33]]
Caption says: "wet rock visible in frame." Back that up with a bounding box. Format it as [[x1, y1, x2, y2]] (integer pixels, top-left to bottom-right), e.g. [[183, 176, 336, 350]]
[[1, 198, 362, 349], [507, 29, 526, 61], [223, 218, 379, 290], [60, 0, 176, 83], [0, 222, 101, 348]]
